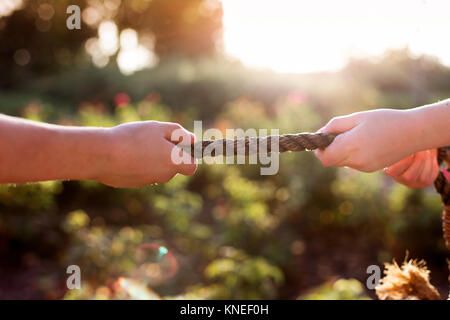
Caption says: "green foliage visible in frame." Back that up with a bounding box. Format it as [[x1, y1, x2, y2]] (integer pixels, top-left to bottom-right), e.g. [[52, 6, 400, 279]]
[[203, 248, 284, 299], [0, 181, 61, 211], [299, 279, 370, 300]]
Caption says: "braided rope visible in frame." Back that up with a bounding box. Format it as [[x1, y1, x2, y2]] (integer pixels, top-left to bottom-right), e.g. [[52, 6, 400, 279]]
[[434, 147, 450, 292], [435, 147, 450, 250], [182, 132, 336, 158]]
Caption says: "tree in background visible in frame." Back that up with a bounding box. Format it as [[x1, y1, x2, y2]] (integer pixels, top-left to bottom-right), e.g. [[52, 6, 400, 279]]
[[0, 0, 223, 88]]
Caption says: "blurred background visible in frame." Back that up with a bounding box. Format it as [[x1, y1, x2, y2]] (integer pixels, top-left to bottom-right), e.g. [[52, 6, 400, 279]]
[[1, 0, 450, 300]]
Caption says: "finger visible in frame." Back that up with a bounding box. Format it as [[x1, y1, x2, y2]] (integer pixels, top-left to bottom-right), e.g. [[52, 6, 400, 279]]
[[162, 122, 195, 145], [384, 155, 415, 177], [175, 149, 198, 176], [419, 150, 440, 186], [418, 151, 434, 186], [165, 125, 197, 172], [317, 114, 359, 134], [314, 131, 352, 167], [162, 122, 182, 139], [393, 152, 426, 187], [177, 161, 198, 176], [430, 153, 441, 181], [167, 141, 197, 176], [175, 130, 196, 146]]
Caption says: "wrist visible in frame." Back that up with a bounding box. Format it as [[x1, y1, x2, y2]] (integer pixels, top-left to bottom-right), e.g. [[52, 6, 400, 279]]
[[50, 126, 113, 182], [82, 127, 115, 181], [404, 108, 430, 153], [408, 100, 450, 151]]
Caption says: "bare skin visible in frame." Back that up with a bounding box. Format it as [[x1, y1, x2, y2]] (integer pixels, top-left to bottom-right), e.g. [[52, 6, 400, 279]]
[[0, 114, 197, 188], [315, 99, 450, 188], [383, 149, 440, 188]]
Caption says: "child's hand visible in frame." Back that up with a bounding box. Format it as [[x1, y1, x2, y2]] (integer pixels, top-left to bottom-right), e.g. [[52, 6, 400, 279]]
[[96, 121, 197, 188], [383, 150, 439, 188], [314, 109, 422, 172]]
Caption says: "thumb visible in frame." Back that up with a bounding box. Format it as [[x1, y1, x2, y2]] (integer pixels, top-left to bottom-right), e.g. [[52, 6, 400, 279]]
[[315, 114, 361, 167], [165, 125, 197, 176], [162, 122, 196, 146], [317, 114, 359, 134]]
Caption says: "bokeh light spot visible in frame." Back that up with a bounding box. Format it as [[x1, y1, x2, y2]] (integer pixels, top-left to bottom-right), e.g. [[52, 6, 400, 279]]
[[13, 49, 30, 66], [131, 243, 178, 286], [37, 3, 54, 21], [114, 93, 131, 108], [116, 277, 161, 300]]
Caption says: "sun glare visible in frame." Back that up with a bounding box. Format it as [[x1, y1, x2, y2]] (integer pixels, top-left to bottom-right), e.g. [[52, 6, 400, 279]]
[[0, 0, 23, 18], [222, 0, 450, 73]]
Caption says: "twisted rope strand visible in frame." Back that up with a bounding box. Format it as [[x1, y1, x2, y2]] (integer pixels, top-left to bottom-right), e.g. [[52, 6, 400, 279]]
[[435, 173, 450, 249], [182, 132, 336, 158], [435, 147, 450, 250]]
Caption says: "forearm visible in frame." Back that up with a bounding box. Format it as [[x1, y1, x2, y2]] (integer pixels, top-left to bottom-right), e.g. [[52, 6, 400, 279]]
[[0, 114, 111, 184], [409, 99, 450, 152]]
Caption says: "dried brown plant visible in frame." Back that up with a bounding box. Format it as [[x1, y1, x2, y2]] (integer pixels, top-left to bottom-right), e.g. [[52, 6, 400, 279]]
[[375, 258, 441, 300]]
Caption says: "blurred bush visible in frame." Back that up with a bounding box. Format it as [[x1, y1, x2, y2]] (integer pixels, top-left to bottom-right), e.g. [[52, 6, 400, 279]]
[[299, 279, 369, 300]]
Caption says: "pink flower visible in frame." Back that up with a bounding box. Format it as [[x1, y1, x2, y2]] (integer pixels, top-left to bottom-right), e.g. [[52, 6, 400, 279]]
[[114, 93, 131, 108]]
